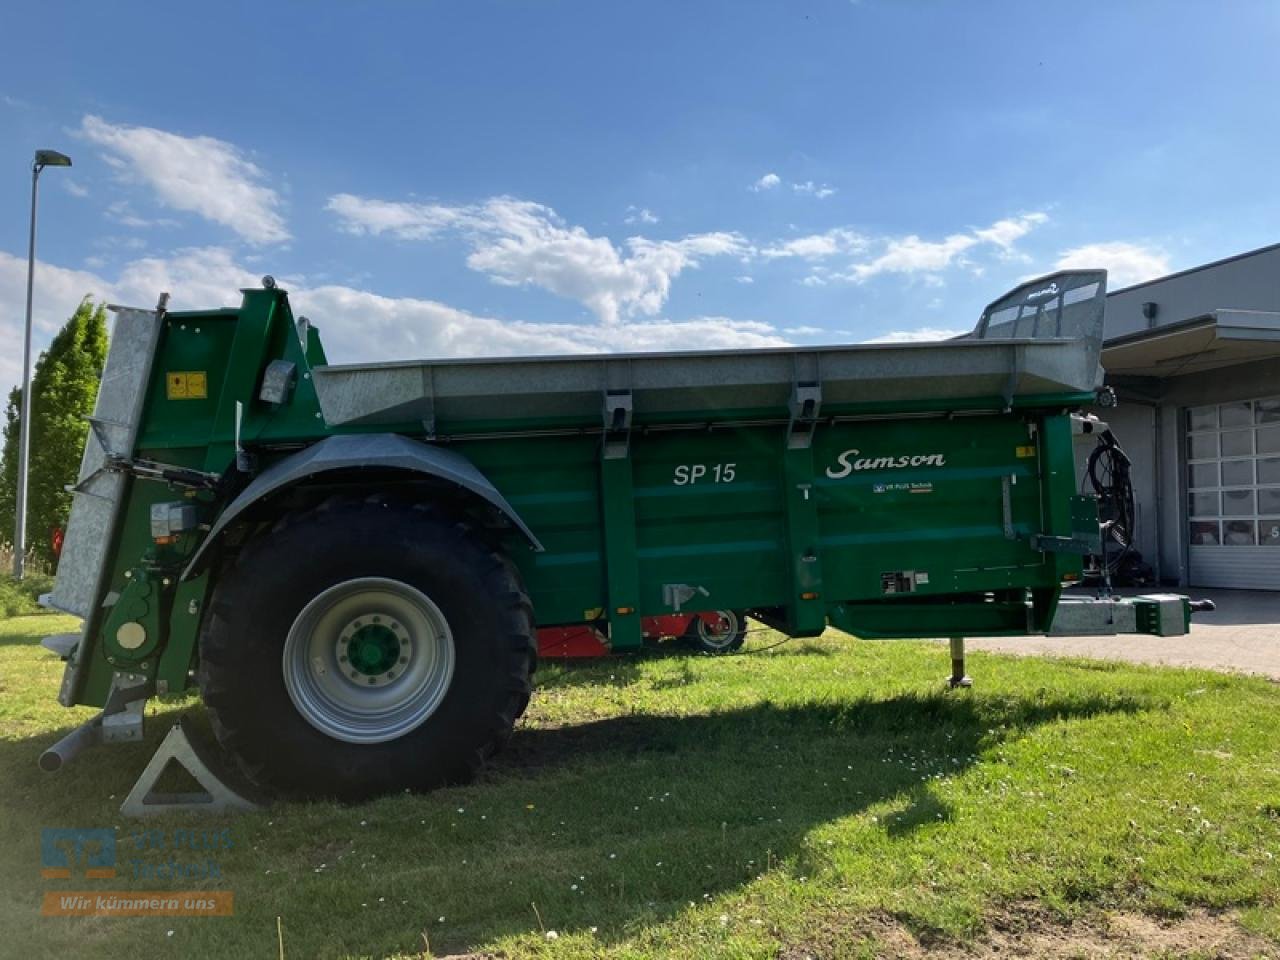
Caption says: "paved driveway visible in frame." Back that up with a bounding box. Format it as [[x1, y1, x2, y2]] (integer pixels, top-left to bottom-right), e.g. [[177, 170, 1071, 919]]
[[967, 588, 1280, 680]]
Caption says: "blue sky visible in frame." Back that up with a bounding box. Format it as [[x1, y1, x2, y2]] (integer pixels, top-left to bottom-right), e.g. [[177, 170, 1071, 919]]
[[2, 1, 1278, 397]]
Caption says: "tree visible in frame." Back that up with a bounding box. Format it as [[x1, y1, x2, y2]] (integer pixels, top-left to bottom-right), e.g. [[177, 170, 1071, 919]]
[[0, 298, 108, 568]]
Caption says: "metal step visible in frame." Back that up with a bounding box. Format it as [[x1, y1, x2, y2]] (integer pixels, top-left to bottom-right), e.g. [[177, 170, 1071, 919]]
[[40, 633, 79, 659]]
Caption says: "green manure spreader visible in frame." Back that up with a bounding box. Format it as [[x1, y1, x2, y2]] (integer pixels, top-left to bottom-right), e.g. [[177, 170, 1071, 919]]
[[39, 269, 1207, 804]]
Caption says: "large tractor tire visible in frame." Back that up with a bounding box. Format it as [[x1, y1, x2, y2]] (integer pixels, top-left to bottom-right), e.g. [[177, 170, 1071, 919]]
[[198, 498, 535, 801]]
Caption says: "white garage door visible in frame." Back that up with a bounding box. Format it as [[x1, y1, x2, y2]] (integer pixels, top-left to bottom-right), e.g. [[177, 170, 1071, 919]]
[[1186, 397, 1280, 589]]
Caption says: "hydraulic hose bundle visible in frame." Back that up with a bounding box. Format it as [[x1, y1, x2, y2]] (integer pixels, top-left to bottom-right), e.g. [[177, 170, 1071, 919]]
[[1087, 429, 1136, 577]]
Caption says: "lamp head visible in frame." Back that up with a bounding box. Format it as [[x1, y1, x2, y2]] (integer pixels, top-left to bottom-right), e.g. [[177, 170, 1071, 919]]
[[34, 149, 72, 169]]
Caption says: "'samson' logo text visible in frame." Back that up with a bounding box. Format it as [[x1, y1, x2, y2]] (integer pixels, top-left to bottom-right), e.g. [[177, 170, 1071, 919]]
[[826, 449, 947, 479]]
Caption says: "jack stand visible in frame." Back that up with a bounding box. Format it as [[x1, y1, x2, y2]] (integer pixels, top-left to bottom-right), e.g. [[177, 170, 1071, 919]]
[[948, 636, 972, 688], [120, 718, 262, 817]]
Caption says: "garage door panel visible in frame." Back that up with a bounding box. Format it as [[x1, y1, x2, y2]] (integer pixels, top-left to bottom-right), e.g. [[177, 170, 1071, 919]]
[[1190, 546, 1280, 591], [1186, 397, 1280, 590]]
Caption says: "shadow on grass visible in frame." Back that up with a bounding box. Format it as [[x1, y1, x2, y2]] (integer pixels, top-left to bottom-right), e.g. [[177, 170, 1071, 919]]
[[0, 612, 70, 646], [0, 683, 1153, 957]]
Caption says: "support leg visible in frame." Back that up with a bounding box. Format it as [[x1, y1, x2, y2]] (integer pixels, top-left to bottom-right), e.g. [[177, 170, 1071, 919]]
[[948, 636, 972, 688]]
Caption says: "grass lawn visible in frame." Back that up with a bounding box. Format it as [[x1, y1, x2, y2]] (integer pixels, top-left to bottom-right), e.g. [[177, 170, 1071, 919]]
[[1, 609, 1278, 959]]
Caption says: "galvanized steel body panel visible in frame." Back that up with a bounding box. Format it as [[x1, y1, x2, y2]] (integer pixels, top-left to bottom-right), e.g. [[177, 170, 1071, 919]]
[[313, 338, 1096, 431]]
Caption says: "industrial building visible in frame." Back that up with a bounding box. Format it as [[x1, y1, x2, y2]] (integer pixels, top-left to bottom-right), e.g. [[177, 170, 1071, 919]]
[[1099, 243, 1280, 590]]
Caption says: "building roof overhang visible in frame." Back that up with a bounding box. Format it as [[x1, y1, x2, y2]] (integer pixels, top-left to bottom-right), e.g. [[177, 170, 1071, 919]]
[[1102, 309, 1280, 379]]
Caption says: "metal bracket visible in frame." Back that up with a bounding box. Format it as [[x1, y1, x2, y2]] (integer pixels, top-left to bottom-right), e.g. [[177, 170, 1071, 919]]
[[787, 383, 822, 449], [120, 719, 262, 817], [259, 359, 296, 405], [1001, 344, 1024, 412], [662, 583, 709, 612], [101, 672, 149, 744], [603, 390, 633, 460], [418, 364, 437, 439]]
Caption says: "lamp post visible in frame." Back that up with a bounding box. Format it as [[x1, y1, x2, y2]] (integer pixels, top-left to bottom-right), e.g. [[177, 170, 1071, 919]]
[[13, 149, 72, 579]]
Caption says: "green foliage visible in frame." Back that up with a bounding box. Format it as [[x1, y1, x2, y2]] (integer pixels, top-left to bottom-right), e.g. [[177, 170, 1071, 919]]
[[0, 298, 107, 566], [0, 573, 55, 618]]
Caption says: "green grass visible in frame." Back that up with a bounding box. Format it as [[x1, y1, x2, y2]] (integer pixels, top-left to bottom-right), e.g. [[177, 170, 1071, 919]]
[[1, 610, 1277, 959]]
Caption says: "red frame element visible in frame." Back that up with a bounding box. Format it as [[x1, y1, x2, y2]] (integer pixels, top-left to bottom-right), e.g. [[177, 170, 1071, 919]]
[[537, 612, 722, 658]]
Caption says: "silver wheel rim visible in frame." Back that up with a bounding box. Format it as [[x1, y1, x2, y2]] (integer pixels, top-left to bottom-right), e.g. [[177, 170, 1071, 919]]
[[695, 610, 741, 650], [283, 577, 455, 744]]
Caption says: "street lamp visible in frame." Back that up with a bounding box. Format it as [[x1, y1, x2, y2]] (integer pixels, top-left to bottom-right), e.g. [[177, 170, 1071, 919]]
[[13, 149, 72, 579]]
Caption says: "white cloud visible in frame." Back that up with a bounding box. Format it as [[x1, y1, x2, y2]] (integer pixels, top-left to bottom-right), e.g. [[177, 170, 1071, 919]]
[[783, 325, 824, 336], [848, 233, 978, 282], [847, 212, 1049, 283], [735, 275, 755, 284], [624, 206, 659, 225], [973, 212, 1049, 254], [0, 247, 790, 402], [751, 173, 836, 197], [63, 180, 89, 198], [1054, 242, 1169, 289], [792, 181, 837, 199], [79, 115, 289, 245], [761, 228, 865, 260], [326, 193, 464, 240], [328, 194, 751, 325], [105, 200, 178, 230], [863, 327, 966, 343]]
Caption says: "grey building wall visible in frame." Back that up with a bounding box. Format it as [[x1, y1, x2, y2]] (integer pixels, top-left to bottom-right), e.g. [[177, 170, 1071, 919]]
[[1102, 244, 1280, 588], [1106, 243, 1280, 339]]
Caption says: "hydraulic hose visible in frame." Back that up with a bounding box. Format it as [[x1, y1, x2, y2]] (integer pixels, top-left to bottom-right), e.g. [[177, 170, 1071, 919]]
[[1086, 429, 1136, 575]]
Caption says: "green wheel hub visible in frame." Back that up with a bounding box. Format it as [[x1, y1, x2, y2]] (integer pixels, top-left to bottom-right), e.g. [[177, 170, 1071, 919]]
[[344, 621, 403, 677]]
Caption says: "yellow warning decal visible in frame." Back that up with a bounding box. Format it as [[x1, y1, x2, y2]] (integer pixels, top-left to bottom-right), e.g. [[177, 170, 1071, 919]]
[[1015, 445, 1036, 458], [166, 371, 208, 400]]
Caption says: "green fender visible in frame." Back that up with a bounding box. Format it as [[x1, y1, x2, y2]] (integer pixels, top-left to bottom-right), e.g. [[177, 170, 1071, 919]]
[[182, 433, 543, 579]]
